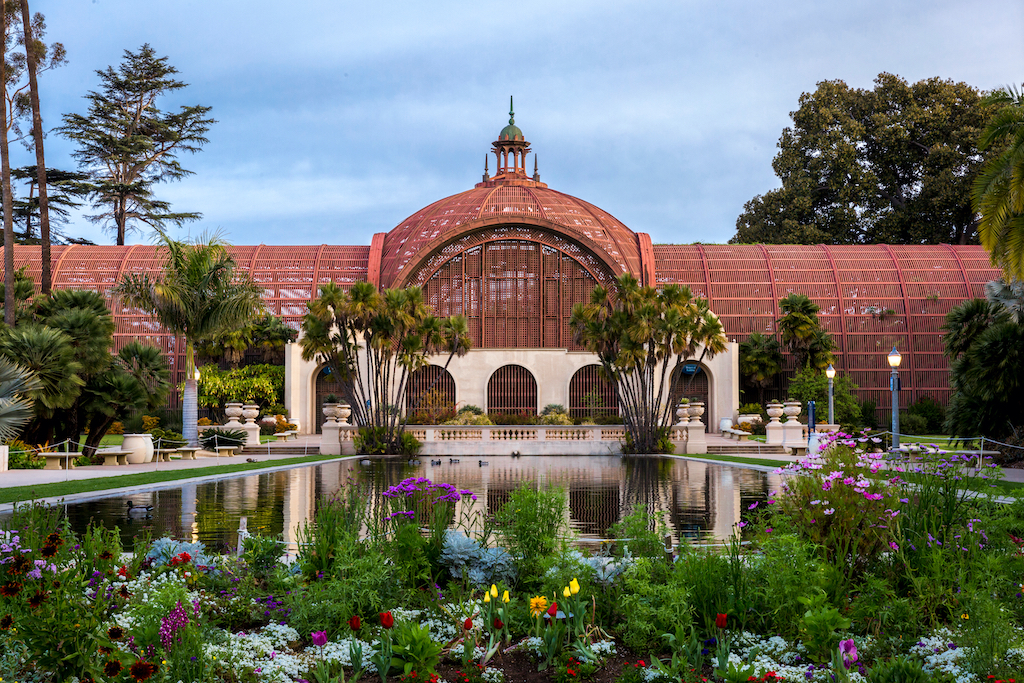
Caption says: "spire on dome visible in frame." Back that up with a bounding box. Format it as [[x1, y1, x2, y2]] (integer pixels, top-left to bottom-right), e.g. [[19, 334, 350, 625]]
[[493, 97, 529, 178], [509, 96, 515, 125]]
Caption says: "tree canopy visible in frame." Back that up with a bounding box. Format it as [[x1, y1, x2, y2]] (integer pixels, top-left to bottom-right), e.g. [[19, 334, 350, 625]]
[[58, 44, 214, 245], [732, 73, 994, 246]]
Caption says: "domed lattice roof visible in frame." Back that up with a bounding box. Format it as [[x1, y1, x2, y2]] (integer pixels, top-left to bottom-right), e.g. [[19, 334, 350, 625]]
[[378, 181, 644, 287]]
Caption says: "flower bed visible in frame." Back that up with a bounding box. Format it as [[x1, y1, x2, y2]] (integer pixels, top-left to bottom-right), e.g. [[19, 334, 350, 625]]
[[2, 458, 1023, 682]]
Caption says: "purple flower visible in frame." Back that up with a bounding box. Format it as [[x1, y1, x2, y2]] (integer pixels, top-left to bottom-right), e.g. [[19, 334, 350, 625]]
[[839, 639, 857, 665], [748, 502, 758, 510], [311, 630, 328, 647]]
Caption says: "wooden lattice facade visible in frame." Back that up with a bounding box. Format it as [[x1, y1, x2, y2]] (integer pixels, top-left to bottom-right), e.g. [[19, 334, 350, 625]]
[[0, 113, 1004, 417]]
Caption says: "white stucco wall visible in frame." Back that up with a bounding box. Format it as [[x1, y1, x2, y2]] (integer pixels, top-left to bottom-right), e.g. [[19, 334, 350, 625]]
[[285, 339, 740, 435]]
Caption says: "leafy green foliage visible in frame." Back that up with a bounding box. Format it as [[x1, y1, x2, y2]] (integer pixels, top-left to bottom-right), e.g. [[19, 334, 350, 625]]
[[196, 363, 285, 411], [973, 85, 1024, 279], [798, 590, 851, 664], [787, 367, 861, 426], [495, 484, 568, 585], [739, 332, 781, 405], [391, 620, 443, 679], [733, 73, 994, 246], [199, 428, 246, 449]]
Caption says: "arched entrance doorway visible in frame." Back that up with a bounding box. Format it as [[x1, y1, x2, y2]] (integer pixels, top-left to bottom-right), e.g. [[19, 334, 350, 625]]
[[487, 364, 537, 416], [313, 366, 344, 434], [670, 362, 712, 429], [568, 364, 619, 419]]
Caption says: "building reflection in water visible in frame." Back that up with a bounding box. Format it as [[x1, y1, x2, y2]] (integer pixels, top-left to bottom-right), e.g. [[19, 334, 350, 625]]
[[50, 456, 780, 553]]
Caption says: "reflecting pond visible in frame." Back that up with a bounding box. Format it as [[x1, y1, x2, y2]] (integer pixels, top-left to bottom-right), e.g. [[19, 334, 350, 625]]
[[15, 455, 781, 553]]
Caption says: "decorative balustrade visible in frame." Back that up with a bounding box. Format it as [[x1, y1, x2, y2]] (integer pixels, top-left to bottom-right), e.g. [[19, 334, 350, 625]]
[[319, 422, 705, 456]]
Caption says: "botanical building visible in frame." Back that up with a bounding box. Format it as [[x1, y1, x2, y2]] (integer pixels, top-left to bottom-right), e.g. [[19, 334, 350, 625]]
[[0, 112, 1001, 433]]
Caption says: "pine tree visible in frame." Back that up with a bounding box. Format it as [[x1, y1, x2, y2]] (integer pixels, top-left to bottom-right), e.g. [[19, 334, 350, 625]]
[[59, 44, 214, 245]]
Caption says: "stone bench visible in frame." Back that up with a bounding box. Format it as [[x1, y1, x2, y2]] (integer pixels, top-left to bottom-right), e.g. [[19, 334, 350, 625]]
[[98, 448, 128, 466], [43, 452, 81, 470], [722, 428, 751, 441], [154, 448, 178, 463], [277, 430, 297, 441], [177, 447, 200, 460], [215, 445, 240, 458]]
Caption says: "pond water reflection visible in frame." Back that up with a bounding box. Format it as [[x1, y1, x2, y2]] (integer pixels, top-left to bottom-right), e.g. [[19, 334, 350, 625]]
[[39, 455, 780, 553]]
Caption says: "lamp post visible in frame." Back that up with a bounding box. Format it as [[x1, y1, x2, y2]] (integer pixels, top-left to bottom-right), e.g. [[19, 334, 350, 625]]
[[825, 363, 835, 425], [888, 347, 902, 449]]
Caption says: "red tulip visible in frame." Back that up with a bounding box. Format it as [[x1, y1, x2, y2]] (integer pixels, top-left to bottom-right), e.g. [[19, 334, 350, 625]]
[[380, 611, 394, 629], [348, 615, 361, 630], [715, 613, 727, 629], [547, 602, 558, 617], [463, 617, 473, 631], [493, 617, 504, 630]]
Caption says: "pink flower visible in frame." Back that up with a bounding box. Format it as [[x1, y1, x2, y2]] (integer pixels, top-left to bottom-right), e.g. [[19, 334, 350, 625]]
[[889, 542, 899, 551], [311, 630, 328, 647]]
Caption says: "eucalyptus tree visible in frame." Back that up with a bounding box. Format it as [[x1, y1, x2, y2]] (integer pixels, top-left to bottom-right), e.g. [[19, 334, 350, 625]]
[[113, 231, 263, 446], [974, 85, 1024, 279], [299, 281, 471, 454], [570, 273, 728, 454]]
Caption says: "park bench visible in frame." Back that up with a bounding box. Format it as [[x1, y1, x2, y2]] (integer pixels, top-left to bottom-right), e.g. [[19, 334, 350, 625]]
[[277, 430, 297, 440], [154, 448, 178, 463], [176, 446, 200, 460], [42, 452, 80, 470], [722, 427, 751, 441], [98, 447, 128, 466], [215, 445, 240, 458]]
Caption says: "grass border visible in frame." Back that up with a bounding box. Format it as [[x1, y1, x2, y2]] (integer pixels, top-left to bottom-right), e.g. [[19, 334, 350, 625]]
[[0, 453, 343, 505]]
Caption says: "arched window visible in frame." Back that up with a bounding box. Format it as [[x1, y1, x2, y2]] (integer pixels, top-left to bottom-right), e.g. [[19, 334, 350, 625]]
[[569, 365, 619, 418], [406, 365, 456, 418], [487, 364, 537, 415]]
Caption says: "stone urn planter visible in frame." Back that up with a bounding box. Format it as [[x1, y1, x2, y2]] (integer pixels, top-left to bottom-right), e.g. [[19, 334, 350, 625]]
[[224, 402, 244, 428], [783, 400, 802, 422], [675, 402, 690, 425], [766, 402, 784, 423], [122, 433, 154, 464], [688, 401, 705, 424], [337, 403, 352, 425], [242, 404, 261, 424], [322, 403, 340, 424]]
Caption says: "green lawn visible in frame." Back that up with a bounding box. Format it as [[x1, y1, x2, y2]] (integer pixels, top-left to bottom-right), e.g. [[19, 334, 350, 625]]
[[678, 453, 791, 469], [0, 453, 341, 505]]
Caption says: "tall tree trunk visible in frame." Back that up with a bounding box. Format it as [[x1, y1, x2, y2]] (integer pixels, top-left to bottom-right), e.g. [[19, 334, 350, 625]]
[[20, 0, 50, 293], [1, 8, 14, 326], [182, 341, 199, 446]]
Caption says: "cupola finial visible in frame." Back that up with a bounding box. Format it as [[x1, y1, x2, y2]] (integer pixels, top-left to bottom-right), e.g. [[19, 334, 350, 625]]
[[509, 96, 514, 125]]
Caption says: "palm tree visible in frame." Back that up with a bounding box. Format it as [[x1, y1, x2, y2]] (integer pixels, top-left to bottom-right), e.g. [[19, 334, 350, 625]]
[[778, 293, 822, 368], [570, 273, 727, 453], [739, 332, 782, 404], [984, 277, 1024, 324], [943, 298, 1010, 360], [113, 231, 263, 446], [974, 85, 1024, 279], [0, 355, 38, 442]]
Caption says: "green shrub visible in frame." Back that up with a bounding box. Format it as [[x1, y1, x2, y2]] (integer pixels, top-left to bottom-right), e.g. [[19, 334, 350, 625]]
[[906, 395, 946, 433], [200, 428, 246, 449], [900, 413, 928, 435], [860, 400, 878, 429], [738, 402, 762, 415], [495, 483, 567, 585], [608, 510, 667, 559], [746, 532, 825, 638], [866, 656, 933, 683], [458, 404, 484, 415], [614, 557, 692, 652], [6, 438, 41, 469], [488, 412, 537, 425]]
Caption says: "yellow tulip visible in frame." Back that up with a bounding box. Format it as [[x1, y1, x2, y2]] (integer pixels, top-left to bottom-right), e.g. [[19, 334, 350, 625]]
[[569, 578, 580, 595], [563, 586, 571, 598], [490, 584, 498, 598], [483, 592, 490, 603], [502, 590, 510, 603]]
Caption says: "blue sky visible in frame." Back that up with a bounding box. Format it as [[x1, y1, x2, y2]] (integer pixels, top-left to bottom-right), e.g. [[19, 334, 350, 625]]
[[25, 0, 1024, 247]]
